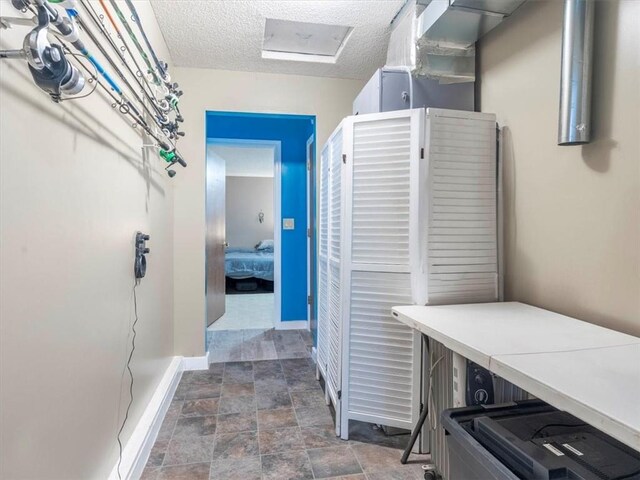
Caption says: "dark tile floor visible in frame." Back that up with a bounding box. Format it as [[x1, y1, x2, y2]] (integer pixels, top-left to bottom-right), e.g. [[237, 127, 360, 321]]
[[143, 330, 429, 480], [207, 329, 314, 363]]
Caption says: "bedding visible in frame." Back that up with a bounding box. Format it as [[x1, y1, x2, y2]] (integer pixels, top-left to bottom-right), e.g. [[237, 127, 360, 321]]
[[225, 247, 274, 281], [255, 239, 274, 252]]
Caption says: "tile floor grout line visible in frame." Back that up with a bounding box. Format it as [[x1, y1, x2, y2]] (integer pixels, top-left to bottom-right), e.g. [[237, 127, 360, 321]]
[[147, 330, 363, 479], [349, 443, 367, 479]]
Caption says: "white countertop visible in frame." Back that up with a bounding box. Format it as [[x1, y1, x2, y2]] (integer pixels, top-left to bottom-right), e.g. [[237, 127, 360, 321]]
[[391, 302, 640, 451]]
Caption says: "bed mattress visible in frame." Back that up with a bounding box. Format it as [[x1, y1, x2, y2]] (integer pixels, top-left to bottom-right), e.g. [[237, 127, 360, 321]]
[[225, 248, 274, 281]]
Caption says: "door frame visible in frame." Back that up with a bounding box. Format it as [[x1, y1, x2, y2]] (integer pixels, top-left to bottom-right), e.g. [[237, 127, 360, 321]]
[[205, 143, 227, 327], [306, 134, 315, 332], [207, 138, 283, 327]]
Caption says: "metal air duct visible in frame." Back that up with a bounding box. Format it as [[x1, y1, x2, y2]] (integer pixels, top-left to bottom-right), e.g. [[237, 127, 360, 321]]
[[558, 0, 594, 145], [387, 0, 528, 83]]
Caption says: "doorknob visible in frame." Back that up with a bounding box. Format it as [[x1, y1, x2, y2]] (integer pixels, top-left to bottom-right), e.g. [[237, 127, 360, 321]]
[[223, 241, 229, 247]]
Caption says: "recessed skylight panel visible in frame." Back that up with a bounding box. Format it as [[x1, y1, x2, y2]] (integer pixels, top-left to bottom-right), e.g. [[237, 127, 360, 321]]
[[263, 19, 352, 60]]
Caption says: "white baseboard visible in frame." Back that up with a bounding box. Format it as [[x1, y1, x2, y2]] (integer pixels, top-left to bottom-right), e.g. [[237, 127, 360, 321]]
[[109, 356, 183, 480], [182, 353, 209, 371], [275, 320, 308, 330]]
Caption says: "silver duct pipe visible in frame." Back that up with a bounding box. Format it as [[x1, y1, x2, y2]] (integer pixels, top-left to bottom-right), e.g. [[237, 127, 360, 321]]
[[558, 0, 595, 145]]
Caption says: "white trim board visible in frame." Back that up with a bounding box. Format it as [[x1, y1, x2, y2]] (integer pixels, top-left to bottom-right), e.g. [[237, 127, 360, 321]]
[[108, 356, 183, 480], [306, 133, 315, 331], [272, 142, 284, 329], [182, 353, 209, 371], [275, 320, 308, 330]]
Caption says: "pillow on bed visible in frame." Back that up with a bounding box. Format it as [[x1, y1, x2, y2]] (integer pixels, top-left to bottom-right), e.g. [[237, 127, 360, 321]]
[[255, 239, 274, 252]]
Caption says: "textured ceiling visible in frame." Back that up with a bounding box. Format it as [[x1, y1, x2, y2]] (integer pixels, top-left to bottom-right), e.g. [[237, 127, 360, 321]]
[[211, 145, 275, 178], [151, 0, 405, 80]]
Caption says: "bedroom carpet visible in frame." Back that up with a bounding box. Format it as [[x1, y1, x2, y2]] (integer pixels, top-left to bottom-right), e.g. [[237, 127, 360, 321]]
[[208, 294, 274, 331]]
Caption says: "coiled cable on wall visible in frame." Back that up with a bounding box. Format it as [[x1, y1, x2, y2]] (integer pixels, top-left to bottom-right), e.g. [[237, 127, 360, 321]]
[[116, 280, 140, 480]]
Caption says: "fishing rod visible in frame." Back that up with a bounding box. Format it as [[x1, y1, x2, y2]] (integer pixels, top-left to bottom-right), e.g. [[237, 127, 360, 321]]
[[72, 0, 184, 141], [115, 0, 184, 117], [104, 0, 161, 87], [124, 0, 168, 82], [68, 6, 169, 133], [39, 1, 183, 164], [93, 0, 161, 102], [66, 43, 187, 176], [26, 0, 147, 124], [18, 0, 122, 94], [79, 0, 183, 139], [71, 47, 187, 178], [122, 0, 185, 120], [3, 0, 186, 173], [75, 0, 169, 120]]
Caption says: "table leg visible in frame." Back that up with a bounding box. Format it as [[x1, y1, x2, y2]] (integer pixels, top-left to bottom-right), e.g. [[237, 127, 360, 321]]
[[401, 334, 430, 464]]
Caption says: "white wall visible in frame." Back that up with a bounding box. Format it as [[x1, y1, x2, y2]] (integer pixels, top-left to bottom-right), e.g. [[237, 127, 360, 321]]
[[0, 1, 176, 478], [478, 0, 640, 335], [172, 67, 364, 355], [226, 176, 274, 249]]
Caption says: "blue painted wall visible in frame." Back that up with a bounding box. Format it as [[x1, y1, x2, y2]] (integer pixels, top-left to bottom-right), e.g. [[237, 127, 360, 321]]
[[206, 112, 315, 323]]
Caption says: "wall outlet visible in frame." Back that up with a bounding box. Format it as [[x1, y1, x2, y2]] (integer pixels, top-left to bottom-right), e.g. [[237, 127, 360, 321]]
[[283, 218, 295, 230]]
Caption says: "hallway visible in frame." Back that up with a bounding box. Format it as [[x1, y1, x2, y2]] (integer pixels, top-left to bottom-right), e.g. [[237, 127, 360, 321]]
[[142, 356, 428, 479], [208, 294, 275, 332], [206, 329, 313, 363]]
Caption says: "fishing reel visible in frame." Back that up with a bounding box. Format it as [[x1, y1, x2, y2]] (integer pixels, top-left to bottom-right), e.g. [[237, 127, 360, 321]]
[[157, 113, 185, 141], [159, 148, 186, 177], [23, 5, 85, 102]]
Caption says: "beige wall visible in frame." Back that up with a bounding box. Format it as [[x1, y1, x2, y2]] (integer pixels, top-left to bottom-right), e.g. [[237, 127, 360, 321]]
[[172, 67, 364, 356], [0, 1, 176, 478], [226, 176, 275, 249], [478, 0, 640, 335]]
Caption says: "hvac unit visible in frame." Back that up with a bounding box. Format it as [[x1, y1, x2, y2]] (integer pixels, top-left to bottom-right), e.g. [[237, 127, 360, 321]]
[[352, 68, 474, 116], [317, 108, 500, 441]]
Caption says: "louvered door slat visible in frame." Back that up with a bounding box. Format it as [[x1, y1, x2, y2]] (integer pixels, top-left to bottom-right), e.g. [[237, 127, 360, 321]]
[[316, 145, 330, 377], [320, 123, 345, 436], [317, 260, 329, 377], [345, 271, 419, 428], [425, 109, 498, 305], [330, 129, 343, 263], [351, 114, 412, 266]]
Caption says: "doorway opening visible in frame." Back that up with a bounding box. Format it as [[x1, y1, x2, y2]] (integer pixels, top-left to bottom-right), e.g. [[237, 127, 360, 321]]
[[205, 112, 316, 361], [208, 140, 279, 332]]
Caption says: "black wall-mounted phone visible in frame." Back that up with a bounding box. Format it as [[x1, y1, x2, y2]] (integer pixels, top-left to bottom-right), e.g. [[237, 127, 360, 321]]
[[134, 232, 150, 279]]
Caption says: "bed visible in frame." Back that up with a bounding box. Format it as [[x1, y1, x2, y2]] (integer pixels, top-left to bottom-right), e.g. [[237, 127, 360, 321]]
[[225, 247, 274, 281]]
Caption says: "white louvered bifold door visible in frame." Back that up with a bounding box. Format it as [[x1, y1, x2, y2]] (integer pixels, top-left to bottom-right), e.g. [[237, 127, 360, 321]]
[[424, 109, 498, 304], [316, 144, 330, 379], [340, 110, 423, 438], [326, 125, 345, 435]]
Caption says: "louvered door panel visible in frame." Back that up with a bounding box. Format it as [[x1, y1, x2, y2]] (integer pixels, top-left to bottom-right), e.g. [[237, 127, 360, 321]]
[[325, 124, 345, 435], [319, 146, 329, 259], [351, 117, 412, 265], [346, 271, 419, 428], [316, 145, 330, 377], [425, 110, 498, 304], [317, 260, 329, 376], [327, 261, 342, 406], [340, 110, 423, 440], [329, 129, 343, 263]]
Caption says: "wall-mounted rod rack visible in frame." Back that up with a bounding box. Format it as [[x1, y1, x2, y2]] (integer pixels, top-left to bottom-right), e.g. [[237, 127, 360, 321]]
[[0, 0, 187, 177]]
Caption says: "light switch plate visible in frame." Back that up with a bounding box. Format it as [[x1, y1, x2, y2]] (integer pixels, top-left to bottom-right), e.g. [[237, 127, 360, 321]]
[[283, 218, 295, 230]]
